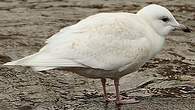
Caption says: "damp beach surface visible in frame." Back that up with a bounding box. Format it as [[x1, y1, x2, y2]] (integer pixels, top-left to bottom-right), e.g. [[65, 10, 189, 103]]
[[0, 0, 195, 110]]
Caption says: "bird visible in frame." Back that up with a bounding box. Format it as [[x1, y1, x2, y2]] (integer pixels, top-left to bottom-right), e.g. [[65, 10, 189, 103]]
[[4, 4, 191, 104]]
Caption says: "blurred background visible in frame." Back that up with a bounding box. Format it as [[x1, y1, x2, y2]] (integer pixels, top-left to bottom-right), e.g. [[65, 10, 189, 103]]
[[0, 0, 194, 110]]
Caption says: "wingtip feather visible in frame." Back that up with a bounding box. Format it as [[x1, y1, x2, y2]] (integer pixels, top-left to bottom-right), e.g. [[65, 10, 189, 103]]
[[3, 61, 17, 65]]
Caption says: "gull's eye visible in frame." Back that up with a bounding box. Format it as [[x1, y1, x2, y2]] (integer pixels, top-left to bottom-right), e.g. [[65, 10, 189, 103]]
[[161, 17, 169, 22]]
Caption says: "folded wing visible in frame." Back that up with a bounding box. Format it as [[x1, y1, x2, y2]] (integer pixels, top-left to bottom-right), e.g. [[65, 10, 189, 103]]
[[4, 13, 150, 71]]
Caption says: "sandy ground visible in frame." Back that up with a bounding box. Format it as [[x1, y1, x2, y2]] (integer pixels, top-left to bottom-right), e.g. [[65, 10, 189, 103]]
[[0, 0, 195, 110]]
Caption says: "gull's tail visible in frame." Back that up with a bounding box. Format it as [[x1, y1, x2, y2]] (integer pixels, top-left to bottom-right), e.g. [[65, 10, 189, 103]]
[[3, 53, 85, 71], [4, 53, 38, 66]]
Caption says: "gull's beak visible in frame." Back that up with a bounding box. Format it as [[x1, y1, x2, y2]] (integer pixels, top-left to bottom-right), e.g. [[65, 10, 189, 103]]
[[175, 24, 192, 33]]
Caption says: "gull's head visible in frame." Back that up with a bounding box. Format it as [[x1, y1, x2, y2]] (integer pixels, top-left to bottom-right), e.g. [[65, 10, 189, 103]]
[[137, 4, 191, 36]]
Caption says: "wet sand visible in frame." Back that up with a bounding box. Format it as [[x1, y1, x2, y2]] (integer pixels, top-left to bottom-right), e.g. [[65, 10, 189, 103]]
[[0, 0, 195, 110]]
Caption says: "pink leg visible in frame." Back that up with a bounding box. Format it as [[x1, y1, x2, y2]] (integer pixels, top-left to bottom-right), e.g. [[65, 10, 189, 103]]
[[101, 78, 115, 102], [114, 78, 139, 105], [101, 78, 108, 101], [114, 78, 121, 104]]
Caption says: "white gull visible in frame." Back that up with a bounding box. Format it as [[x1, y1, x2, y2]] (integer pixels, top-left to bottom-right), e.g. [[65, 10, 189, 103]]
[[4, 4, 191, 104]]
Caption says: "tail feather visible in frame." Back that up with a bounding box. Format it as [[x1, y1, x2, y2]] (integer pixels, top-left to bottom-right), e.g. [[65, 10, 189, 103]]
[[3, 53, 39, 66], [4, 60, 18, 65], [3, 53, 85, 71]]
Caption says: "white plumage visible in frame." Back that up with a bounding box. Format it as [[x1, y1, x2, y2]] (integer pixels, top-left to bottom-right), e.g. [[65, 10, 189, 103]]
[[4, 4, 190, 104], [5, 13, 157, 72]]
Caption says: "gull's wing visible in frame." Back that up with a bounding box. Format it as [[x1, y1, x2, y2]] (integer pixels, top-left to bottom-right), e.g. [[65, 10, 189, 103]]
[[5, 13, 151, 71], [46, 13, 145, 44]]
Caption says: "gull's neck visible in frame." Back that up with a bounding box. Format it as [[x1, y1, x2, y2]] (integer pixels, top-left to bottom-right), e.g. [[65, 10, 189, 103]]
[[136, 15, 166, 57]]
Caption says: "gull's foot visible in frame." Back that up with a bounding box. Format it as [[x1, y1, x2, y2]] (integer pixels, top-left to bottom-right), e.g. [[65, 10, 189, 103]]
[[104, 96, 115, 102], [116, 98, 139, 105]]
